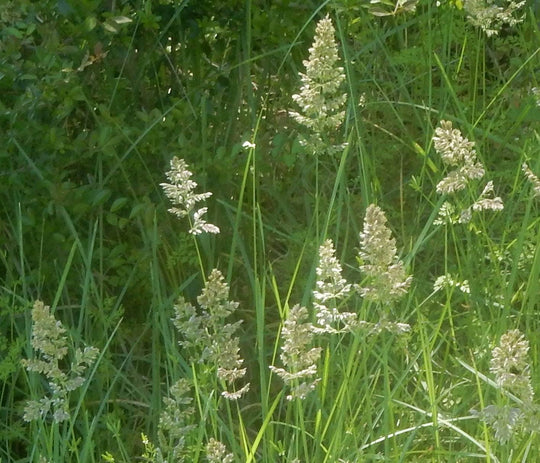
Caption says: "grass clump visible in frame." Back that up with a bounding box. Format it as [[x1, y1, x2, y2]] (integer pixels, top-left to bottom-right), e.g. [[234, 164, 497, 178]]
[[1, 1, 539, 462]]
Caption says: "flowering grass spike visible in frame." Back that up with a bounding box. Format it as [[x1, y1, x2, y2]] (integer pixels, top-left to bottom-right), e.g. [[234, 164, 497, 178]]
[[206, 438, 234, 463], [358, 204, 412, 305], [433, 120, 485, 194], [290, 14, 347, 156], [312, 239, 356, 333], [522, 162, 540, 198], [22, 300, 99, 423], [161, 156, 220, 235], [270, 305, 322, 400], [490, 329, 533, 403], [432, 121, 503, 223], [172, 269, 249, 400], [463, 0, 526, 36], [476, 329, 537, 443], [157, 378, 196, 461]]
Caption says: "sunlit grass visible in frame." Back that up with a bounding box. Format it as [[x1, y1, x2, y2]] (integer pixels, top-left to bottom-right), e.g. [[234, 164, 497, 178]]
[[1, 1, 539, 462]]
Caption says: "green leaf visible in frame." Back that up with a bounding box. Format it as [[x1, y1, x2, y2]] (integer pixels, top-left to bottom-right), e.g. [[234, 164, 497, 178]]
[[91, 189, 112, 206], [129, 202, 146, 219], [111, 16, 133, 25], [111, 197, 129, 213], [84, 16, 97, 31]]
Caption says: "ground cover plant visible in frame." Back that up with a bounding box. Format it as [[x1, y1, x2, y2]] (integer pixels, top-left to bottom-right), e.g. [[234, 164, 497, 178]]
[[1, 0, 539, 461]]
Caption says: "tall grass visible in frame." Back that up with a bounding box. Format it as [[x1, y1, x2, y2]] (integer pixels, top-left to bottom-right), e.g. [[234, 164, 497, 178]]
[[1, 1, 539, 462]]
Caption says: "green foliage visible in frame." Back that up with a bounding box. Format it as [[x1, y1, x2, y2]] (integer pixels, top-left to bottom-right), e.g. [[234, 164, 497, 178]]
[[1, 0, 539, 461]]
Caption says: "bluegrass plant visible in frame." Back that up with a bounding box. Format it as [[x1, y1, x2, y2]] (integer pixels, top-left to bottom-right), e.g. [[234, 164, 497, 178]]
[[1, 1, 539, 462]]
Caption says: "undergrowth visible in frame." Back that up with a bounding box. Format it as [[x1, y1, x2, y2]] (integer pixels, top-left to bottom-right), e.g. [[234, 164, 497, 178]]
[[1, 0, 539, 461]]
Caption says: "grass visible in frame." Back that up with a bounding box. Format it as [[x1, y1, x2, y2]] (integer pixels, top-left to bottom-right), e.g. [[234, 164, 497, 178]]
[[1, 0, 539, 461]]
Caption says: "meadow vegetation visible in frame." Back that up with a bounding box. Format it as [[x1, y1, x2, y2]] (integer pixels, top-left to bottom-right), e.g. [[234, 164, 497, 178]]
[[1, 0, 539, 461]]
